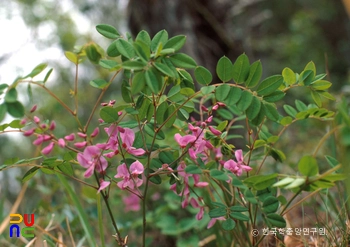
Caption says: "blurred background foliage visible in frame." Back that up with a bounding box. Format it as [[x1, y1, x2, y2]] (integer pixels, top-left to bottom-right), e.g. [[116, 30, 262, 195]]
[[0, 0, 350, 246]]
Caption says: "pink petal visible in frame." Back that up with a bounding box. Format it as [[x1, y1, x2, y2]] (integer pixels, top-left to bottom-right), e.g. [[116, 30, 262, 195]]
[[58, 138, 65, 148], [49, 121, 56, 131], [91, 127, 99, 138], [209, 126, 222, 136], [33, 116, 40, 124], [84, 165, 95, 178], [196, 207, 204, 221], [120, 128, 135, 148], [78, 132, 87, 138], [115, 163, 129, 178], [23, 128, 35, 136], [64, 133, 75, 141], [235, 149, 243, 163], [41, 142, 55, 155], [97, 180, 110, 193], [130, 161, 144, 175], [74, 141, 87, 148], [33, 135, 44, 145], [127, 147, 146, 156], [30, 105, 37, 113]]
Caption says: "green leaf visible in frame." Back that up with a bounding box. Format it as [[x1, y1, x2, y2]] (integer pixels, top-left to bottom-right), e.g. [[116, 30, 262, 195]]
[[99, 59, 120, 70], [163, 35, 186, 51], [0, 104, 7, 122], [5, 88, 18, 103], [237, 90, 253, 111], [244, 189, 258, 204], [144, 123, 165, 140], [262, 196, 279, 214], [318, 91, 335, 100], [266, 213, 286, 228], [245, 60, 262, 88], [107, 40, 121, 57], [311, 90, 322, 107], [257, 75, 283, 96], [136, 30, 151, 46], [151, 30, 168, 52], [43, 68, 53, 83], [116, 39, 135, 59], [232, 53, 250, 84], [194, 66, 212, 85], [150, 174, 162, 184], [210, 169, 229, 181], [246, 96, 261, 120], [134, 40, 151, 62], [96, 24, 120, 39], [284, 178, 306, 189], [325, 155, 339, 168], [223, 87, 242, 106], [263, 91, 285, 103], [263, 102, 279, 122], [295, 100, 308, 112], [298, 155, 318, 176], [282, 67, 296, 85], [216, 56, 233, 82], [299, 70, 314, 86], [99, 107, 120, 123], [200, 85, 215, 95], [311, 80, 332, 90], [180, 88, 195, 97], [165, 104, 177, 127], [131, 72, 146, 94], [283, 105, 298, 118], [279, 116, 293, 126], [6, 101, 24, 118], [64, 51, 80, 64], [229, 212, 249, 221], [169, 53, 197, 69], [215, 84, 231, 101], [22, 167, 40, 183], [209, 208, 227, 218], [222, 218, 236, 230], [90, 79, 108, 89], [304, 61, 316, 75], [185, 165, 202, 174], [0, 83, 8, 94], [178, 69, 193, 83], [122, 61, 146, 71], [145, 68, 161, 93], [25, 63, 47, 78], [273, 177, 294, 187], [244, 174, 278, 190], [153, 62, 174, 77], [85, 44, 102, 64], [156, 101, 168, 123], [57, 174, 97, 247]]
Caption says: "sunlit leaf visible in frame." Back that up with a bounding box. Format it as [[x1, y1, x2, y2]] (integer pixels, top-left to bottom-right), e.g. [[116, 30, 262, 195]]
[[232, 53, 250, 84], [96, 24, 120, 39]]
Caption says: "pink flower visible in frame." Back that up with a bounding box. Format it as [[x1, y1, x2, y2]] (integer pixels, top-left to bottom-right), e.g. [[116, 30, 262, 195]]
[[58, 138, 65, 148], [64, 133, 75, 141], [33, 116, 40, 124], [97, 179, 110, 193], [119, 127, 146, 156], [30, 105, 37, 113], [49, 121, 56, 131], [42, 142, 55, 155], [190, 198, 205, 220], [223, 149, 252, 176], [77, 146, 108, 178], [115, 161, 144, 189], [74, 141, 87, 148], [33, 135, 45, 145], [174, 133, 196, 148], [23, 128, 35, 137], [209, 126, 222, 136], [123, 194, 141, 212], [91, 127, 99, 138], [207, 217, 226, 229], [78, 132, 87, 138]]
